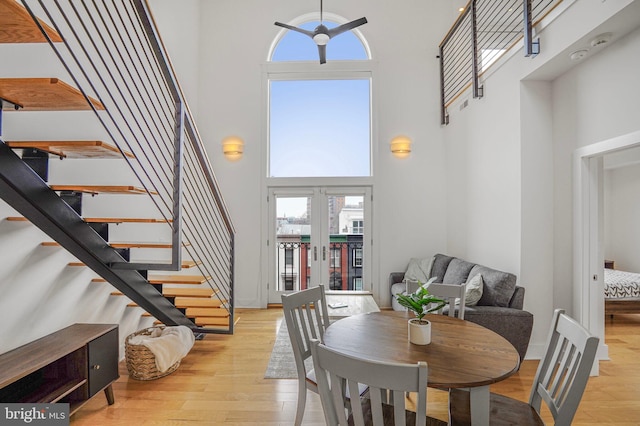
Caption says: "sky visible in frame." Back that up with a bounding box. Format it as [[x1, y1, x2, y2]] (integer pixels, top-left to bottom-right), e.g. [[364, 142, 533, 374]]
[[269, 20, 371, 178]]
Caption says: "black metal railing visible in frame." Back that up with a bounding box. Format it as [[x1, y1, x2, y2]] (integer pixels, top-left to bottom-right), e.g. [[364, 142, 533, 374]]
[[439, 0, 562, 124], [276, 238, 363, 292], [19, 0, 235, 331]]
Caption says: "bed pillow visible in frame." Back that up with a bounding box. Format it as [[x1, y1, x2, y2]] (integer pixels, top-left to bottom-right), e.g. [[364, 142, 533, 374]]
[[403, 257, 434, 284]]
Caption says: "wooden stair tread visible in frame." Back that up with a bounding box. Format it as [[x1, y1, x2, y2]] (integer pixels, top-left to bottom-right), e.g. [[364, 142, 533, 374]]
[[194, 317, 230, 326], [174, 297, 224, 308], [82, 217, 170, 224], [162, 288, 215, 298], [6, 140, 134, 159], [70, 259, 197, 269], [185, 307, 229, 317], [49, 185, 156, 195], [148, 275, 210, 284], [0, 0, 62, 43], [112, 241, 189, 248], [0, 78, 104, 111], [7, 216, 170, 224], [46, 241, 185, 249]]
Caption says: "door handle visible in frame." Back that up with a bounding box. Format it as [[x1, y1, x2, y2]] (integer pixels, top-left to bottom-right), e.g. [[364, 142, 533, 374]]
[[314, 246, 317, 261], [323, 246, 326, 261]]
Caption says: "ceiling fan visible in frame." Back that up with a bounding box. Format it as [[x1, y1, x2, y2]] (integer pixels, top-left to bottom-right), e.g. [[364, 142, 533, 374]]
[[274, 0, 367, 64]]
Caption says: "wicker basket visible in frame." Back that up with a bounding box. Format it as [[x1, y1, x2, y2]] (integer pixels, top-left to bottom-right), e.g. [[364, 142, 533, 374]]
[[125, 326, 180, 380]]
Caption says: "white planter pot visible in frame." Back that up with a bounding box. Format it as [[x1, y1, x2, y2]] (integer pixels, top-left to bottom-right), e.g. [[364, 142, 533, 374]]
[[408, 318, 431, 345]]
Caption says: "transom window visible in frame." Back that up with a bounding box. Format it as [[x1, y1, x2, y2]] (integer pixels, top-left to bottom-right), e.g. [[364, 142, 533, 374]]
[[271, 20, 368, 62]]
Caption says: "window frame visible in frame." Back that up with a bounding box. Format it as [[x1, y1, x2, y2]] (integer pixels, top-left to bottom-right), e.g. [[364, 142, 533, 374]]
[[265, 69, 374, 180]]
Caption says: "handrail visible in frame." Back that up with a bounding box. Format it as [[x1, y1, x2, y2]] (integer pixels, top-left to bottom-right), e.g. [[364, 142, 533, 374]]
[[19, 0, 235, 332], [439, 0, 563, 125]]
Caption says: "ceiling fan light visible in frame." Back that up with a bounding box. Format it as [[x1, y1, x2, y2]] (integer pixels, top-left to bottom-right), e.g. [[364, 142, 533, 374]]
[[313, 33, 330, 45]]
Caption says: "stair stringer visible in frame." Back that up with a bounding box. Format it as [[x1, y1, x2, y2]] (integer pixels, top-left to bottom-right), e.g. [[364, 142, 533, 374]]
[[0, 141, 195, 329]]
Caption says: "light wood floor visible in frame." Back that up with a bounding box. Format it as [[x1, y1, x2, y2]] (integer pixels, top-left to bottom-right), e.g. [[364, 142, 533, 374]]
[[71, 309, 640, 425]]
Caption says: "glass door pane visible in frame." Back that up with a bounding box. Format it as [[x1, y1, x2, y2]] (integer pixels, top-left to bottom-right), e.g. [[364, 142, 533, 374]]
[[325, 192, 366, 291], [268, 187, 371, 303], [274, 195, 313, 293]]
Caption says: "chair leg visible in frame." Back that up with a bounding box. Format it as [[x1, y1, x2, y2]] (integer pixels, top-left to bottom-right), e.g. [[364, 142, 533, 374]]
[[294, 380, 307, 426]]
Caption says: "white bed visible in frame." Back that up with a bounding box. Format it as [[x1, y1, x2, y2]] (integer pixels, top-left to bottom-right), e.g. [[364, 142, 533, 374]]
[[604, 268, 640, 315]]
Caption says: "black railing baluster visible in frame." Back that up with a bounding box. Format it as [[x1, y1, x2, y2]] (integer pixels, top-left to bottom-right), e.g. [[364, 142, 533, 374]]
[[439, 0, 560, 124]]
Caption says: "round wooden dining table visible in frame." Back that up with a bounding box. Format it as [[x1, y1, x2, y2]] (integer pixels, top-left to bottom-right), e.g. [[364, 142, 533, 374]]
[[323, 310, 520, 425]]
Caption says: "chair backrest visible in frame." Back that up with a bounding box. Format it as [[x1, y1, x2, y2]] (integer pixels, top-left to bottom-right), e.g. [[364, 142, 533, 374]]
[[281, 285, 331, 381], [529, 308, 600, 426], [310, 339, 429, 426], [424, 282, 466, 319]]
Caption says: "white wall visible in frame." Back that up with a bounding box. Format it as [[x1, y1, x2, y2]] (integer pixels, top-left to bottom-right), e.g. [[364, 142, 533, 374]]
[[0, 0, 198, 355], [3, 0, 639, 360], [193, 0, 458, 308], [443, 0, 640, 357], [604, 165, 640, 272]]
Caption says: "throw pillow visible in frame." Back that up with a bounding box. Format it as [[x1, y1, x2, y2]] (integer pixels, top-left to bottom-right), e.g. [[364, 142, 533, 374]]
[[460, 273, 483, 306], [469, 264, 517, 307], [442, 258, 476, 284], [430, 254, 455, 283], [403, 257, 434, 284]]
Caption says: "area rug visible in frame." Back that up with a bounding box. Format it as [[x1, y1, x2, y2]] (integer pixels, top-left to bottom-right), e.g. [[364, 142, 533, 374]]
[[264, 320, 312, 379]]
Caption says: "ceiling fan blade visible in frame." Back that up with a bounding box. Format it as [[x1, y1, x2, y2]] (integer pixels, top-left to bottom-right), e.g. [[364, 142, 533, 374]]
[[327, 17, 368, 38], [274, 22, 314, 38], [318, 44, 327, 64]]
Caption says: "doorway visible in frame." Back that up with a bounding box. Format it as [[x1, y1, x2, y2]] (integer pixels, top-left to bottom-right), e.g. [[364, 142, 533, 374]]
[[574, 129, 640, 367], [267, 186, 372, 303]]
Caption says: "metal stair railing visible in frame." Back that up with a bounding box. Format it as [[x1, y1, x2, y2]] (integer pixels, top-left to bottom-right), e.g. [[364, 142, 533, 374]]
[[15, 0, 235, 332], [439, 0, 563, 125]]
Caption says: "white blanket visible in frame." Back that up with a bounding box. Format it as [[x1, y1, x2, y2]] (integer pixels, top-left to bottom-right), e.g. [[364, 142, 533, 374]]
[[129, 326, 195, 372]]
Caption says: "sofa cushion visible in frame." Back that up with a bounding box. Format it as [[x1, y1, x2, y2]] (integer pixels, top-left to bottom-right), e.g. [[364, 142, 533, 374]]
[[463, 273, 483, 306], [390, 282, 408, 311], [430, 254, 455, 283], [469, 264, 517, 307], [403, 257, 434, 283], [442, 258, 476, 284]]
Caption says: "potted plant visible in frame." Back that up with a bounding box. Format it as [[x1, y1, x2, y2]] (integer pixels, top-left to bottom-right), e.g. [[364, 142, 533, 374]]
[[395, 277, 447, 345]]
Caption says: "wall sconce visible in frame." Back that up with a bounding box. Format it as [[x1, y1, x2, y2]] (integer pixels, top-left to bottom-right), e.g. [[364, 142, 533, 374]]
[[222, 136, 244, 161], [390, 135, 412, 159]]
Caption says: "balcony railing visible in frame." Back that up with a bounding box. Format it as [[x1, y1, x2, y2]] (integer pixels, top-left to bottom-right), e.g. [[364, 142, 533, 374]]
[[277, 238, 363, 292], [439, 0, 563, 124]]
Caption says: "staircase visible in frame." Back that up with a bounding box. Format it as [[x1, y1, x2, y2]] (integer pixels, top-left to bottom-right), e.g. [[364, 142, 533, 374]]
[[0, 0, 235, 335]]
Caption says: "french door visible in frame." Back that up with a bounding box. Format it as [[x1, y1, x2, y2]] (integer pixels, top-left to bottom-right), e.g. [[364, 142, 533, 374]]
[[267, 186, 371, 303]]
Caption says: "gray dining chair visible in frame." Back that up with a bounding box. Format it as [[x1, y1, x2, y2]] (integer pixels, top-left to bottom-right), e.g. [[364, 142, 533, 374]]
[[310, 338, 447, 426], [449, 308, 600, 425], [424, 282, 467, 319], [281, 284, 366, 425]]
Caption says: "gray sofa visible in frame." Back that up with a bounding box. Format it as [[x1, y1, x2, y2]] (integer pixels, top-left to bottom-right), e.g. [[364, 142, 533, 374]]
[[390, 253, 533, 361]]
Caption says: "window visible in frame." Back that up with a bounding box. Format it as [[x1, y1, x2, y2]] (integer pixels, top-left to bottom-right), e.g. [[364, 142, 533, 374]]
[[272, 20, 368, 62], [268, 18, 372, 178], [353, 248, 363, 267], [284, 248, 294, 266], [353, 277, 363, 291], [351, 220, 364, 234], [269, 79, 370, 177], [331, 248, 341, 268]]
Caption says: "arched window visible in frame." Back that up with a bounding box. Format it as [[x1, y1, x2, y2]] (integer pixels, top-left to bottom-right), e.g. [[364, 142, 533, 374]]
[[267, 15, 372, 178], [271, 20, 368, 62]]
